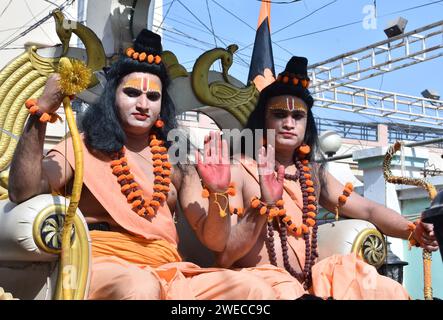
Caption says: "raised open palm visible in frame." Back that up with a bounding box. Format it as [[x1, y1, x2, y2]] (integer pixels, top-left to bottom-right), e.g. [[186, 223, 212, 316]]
[[257, 145, 285, 203], [196, 131, 231, 192]]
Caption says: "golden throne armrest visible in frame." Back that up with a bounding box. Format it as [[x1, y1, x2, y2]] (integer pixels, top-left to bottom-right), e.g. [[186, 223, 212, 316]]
[[0, 194, 91, 300]]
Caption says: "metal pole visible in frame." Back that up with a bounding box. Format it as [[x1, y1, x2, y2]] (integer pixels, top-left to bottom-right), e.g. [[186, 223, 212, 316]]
[[404, 137, 443, 148], [317, 137, 443, 163]]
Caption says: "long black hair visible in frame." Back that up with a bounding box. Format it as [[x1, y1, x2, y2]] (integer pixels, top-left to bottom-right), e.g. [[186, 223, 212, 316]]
[[81, 30, 177, 154]]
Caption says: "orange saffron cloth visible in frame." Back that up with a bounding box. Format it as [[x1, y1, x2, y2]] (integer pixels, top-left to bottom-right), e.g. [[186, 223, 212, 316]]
[[90, 230, 182, 268]]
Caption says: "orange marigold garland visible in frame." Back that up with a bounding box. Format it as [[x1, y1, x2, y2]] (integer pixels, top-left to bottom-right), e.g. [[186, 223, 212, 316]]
[[334, 182, 354, 220], [200, 143, 319, 288], [276, 72, 310, 89], [253, 147, 320, 288], [241, 144, 319, 288], [294, 151, 319, 288], [125, 47, 162, 65], [25, 98, 62, 123], [110, 134, 171, 218]]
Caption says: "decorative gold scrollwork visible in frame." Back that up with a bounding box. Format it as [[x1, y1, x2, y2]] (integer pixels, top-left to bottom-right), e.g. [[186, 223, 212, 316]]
[[33, 202, 90, 300], [352, 229, 387, 269], [362, 234, 386, 267], [40, 213, 75, 251]]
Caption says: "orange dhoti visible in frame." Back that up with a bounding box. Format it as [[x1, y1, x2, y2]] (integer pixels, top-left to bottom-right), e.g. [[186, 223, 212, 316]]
[[310, 253, 410, 300], [87, 231, 278, 300], [49, 138, 279, 300], [236, 157, 411, 300], [236, 255, 410, 300]]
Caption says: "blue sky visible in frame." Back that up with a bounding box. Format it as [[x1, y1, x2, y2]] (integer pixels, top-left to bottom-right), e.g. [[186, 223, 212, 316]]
[[156, 0, 443, 125], [1, 0, 440, 126]]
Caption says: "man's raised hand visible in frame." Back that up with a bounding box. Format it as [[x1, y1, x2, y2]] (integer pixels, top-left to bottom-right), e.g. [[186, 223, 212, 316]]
[[196, 131, 231, 193]]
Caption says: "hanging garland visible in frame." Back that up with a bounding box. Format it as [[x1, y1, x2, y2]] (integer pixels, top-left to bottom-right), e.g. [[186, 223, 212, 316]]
[[110, 134, 172, 218]]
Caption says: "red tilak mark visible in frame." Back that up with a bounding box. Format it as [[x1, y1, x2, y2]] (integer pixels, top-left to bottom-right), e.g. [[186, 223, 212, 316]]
[[286, 97, 295, 111], [142, 78, 148, 92]]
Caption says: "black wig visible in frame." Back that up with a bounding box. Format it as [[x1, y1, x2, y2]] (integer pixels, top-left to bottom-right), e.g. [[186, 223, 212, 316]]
[[81, 30, 177, 154]]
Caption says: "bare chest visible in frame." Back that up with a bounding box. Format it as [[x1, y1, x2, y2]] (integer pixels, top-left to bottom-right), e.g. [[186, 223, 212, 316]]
[[231, 172, 306, 271]]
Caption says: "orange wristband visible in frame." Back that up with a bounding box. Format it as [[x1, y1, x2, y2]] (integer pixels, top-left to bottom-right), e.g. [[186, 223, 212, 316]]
[[334, 182, 354, 220], [407, 221, 420, 249], [25, 99, 61, 123]]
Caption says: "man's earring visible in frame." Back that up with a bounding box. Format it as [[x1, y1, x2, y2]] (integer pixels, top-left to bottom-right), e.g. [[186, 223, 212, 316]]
[[297, 143, 311, 158], [154, 119, 164, 128]]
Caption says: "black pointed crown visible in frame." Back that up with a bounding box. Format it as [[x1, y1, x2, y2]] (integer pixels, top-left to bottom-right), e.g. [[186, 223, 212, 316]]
[[133, 29, 163, 56], [276, 56, 310, 89], [125, 29, 163, 65]]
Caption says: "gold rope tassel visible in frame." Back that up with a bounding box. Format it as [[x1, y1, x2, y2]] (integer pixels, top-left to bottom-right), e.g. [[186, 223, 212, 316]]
[[212, 193, 229, 218], [58, 57, 91, 300], [423, 250, 433, 299], [383, 141, 436, 300]]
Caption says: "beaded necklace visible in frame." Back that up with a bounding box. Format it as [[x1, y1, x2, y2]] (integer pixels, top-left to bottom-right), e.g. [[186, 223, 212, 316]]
[[110, 134, 172, 218], [265, 149, 319, 289], [281, 167, 300, 182], [199, 144, 319, 288]]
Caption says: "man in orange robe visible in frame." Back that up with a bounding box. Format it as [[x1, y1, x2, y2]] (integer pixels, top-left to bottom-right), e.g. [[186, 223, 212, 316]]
[[193, 56, 439, 300], [8, 29, 278, 300]]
